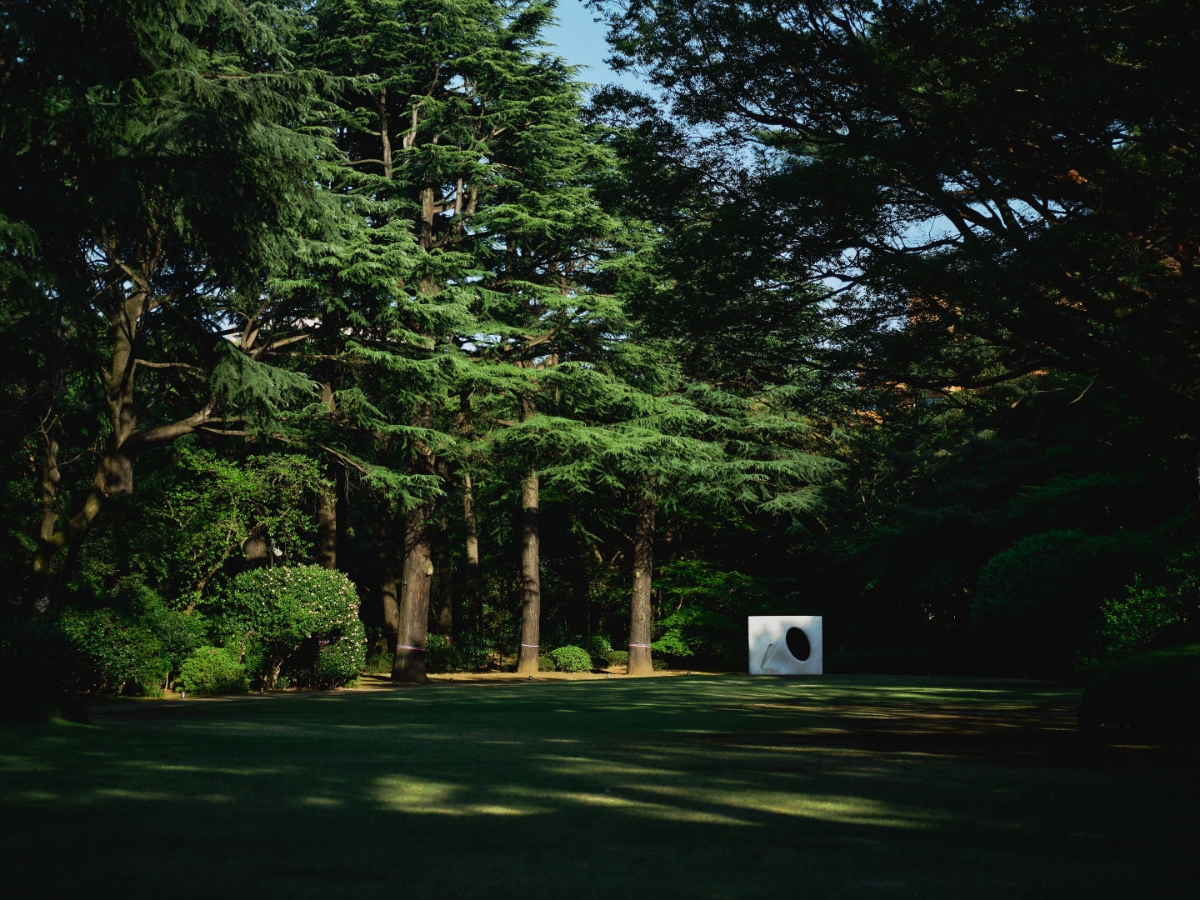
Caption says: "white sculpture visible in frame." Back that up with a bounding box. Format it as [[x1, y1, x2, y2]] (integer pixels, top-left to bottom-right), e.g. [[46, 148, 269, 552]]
[[748, 615, 823, 675]]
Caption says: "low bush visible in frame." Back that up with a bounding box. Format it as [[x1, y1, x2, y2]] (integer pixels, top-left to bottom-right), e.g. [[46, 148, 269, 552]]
[[308, 622, 367, 688], [422, 632, 499, 673], [585, 634, 612, 667], [362, 627, 392, 675], [425, 635, 457, 674], [364, 649, 392, 675], [1079, 645, 1200, 737], [145, 606, 207, 689], [175, 647, 248, 695], [538, 656, 556, 672], [652, 658, 668, 671], [58, 607, 165, 695], [549, 645, 591, 673], [606, 650, 629, 668], [456, 632, 496, 670]]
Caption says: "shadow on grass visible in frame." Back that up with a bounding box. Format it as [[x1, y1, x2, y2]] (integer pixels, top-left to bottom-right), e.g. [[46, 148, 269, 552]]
[[1, 676, 1196, 899]]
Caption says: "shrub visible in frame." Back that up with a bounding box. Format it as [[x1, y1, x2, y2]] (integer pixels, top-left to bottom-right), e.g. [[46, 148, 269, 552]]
[[0, 618, 72, 720], [144, 606, 207, 689], [652, 658, 668, 671], [549, 645, 591, 673], [973, 530, 1158, 676], [538, 656, 557, 672], [456, 632, 496, 671], [424, 635, 458, 674], [1079, 645, 1200, 738], [58, 607, 166, 695], [364, 649, 392, 676], [213, 565, 365, 688], [175, 647, 248, 695], [307, 619, 367, 688], [585, 634, 612, 667], [606, 650, 629, 668]]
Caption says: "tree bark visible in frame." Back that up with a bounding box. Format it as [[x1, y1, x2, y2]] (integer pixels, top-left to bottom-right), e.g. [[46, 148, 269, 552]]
[[463, 470, 482, 632], [316, 384, 341, 569], [516, 467, 542, 674], [393, 403, 437, 684], [379, 504, 400, 650], [316, 480, 338, 569], [392, 502, 434, 683], [379, 86, 393, 181], [626, 488, 658, 677], [433, 505, 453, 637]]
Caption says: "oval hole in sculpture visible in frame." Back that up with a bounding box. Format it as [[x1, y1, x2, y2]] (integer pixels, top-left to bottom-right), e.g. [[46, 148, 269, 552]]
[[785, 627, 811, 662]]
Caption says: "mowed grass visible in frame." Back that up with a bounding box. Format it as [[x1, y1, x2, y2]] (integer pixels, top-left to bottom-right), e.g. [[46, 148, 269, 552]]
[[1, 675, 1196, 899]]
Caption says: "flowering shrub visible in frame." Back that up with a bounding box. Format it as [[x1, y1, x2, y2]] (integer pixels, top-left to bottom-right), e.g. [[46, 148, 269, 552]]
[[212, 565, 365, 688]]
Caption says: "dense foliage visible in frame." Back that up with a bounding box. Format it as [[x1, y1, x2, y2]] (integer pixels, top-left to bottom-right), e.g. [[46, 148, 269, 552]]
[[176, 647, 250, 696], [2, 0, 1198, 702]]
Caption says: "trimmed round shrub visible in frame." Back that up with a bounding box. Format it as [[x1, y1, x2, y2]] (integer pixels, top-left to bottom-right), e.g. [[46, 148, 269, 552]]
[[549, 645, 591, 673], [606, 650, 629, 668], [176, 647, 248, 695], [213, 565, 365, 689], [537, 656, 557, 672], [1079, 645, 1200, 737]]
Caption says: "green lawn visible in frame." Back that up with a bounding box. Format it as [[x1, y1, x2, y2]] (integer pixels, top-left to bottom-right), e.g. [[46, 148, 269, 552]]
[[1, 675, 1195, 898]]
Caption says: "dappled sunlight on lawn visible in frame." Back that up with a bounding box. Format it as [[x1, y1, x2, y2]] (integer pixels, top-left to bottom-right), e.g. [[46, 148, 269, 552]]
[[375, 774, 545, 817], [1, 676, 1196, 898]]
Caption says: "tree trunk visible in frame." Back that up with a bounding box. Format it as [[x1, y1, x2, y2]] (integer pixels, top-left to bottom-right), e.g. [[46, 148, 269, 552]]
[[379, 86, 393, 181], [626, 488, 657, 677], [463, 470, 482, 633], [433, 506, 453, 637], [316, 480, 338, 569], [379, 504, 400, 651], [392, 502, 434, 683], [516, 467, 541, 674], [393, 404, 437, 684], [316, 384, 342, 569], [28, 431, 62, 617]]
